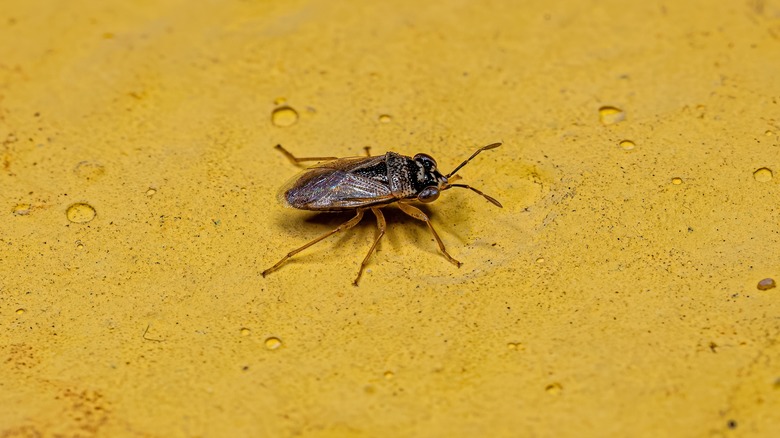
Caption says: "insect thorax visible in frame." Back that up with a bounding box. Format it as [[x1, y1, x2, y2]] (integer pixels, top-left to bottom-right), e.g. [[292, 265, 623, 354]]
[[384, 152, 439, 198]]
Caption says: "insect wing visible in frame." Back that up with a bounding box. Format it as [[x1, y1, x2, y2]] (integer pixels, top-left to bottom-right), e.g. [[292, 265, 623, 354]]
[[278, 167, 393, 210], [310, 155, 384, 171]]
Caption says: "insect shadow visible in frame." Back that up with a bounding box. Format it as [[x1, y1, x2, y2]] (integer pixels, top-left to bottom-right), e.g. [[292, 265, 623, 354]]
[[262, 143, 503, 285], [270, 204, 444, 262]]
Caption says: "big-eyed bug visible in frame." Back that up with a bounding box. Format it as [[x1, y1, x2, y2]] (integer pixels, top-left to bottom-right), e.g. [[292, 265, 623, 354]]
[[262, 143, 502, 285]]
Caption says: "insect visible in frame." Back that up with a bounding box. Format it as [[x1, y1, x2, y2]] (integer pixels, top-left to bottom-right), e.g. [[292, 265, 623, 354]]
[[262, 142, 503, 285]]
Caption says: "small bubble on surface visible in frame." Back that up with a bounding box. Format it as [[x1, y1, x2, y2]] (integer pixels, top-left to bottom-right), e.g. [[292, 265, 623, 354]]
[[671, 177, 683, 185], [74, 161, 106, 180], [378, 114, 393, 123], [16, 308, 25, 315], [66, 203, 96, 223], [146, 188, 157, 196], [273, 97, 287, 105], [264, 336, 282, 350], [757, 278, 776, 291], [271, 106, 298, 127], [384, 371, 395, 380], [619, 140, 635, 150], [507, 342, 525, 351], [240, 328, 250, 336], [545, 382, 563, 395], [766, 130, 774, 136], [535, 257, 545, 264], [12, 203, 31, 216], [75, 240, 84, 250], [753, 168, 773, 182], [598, 106, 625, 125]]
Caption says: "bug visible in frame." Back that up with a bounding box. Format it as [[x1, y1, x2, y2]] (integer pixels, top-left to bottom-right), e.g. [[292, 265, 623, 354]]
[[261, 142, 503, 285]]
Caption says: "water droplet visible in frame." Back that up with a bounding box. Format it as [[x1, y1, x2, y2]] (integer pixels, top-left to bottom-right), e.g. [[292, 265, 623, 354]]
[[378, 114, 392, 123], [240, 328, 250, 336], [507, 342, 525, 351], [545, 382, 563, 395], [12, 203, 31, 216], [75, 240, 84, 250], [598, 106, 625, 125], [16, 308, 25, 315], [74, 161, 106, 181], [753, 167, 773, 182], [146, 188, 157, 196], [671, 177, 683, 185], [757, 278, 776, 291], [384, 371, 395, 380], [535, 257, 545, 264], [66, 203, 96, 223], [619, 140, 635, 150], [264, 336, 282, 350], [766, 130, 774, 136], [271, 106, 298, 127]]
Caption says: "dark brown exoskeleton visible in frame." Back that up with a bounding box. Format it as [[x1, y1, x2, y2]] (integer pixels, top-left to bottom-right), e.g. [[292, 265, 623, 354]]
[[262, 143, 503, 285]]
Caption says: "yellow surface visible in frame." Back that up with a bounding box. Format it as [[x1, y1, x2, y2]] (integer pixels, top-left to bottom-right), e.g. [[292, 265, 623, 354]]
[[2, 0, 779, 436]]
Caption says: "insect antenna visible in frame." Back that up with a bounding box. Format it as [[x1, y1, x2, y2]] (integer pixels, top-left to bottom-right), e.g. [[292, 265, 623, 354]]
[[445, 142, 502, 178], [447, 183, 503, 208]]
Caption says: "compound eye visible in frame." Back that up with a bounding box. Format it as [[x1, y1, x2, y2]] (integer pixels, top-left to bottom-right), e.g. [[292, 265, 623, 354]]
[[418, 186, 440, 203], [413, 153, 437, 169]]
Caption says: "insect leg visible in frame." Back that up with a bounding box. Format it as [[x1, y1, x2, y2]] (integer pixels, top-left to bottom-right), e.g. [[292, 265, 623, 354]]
[[396, 202, 462, 268], [275, 144, 338, 163], [262, 209, 365, 277], [363, 146, 372, 157], [353, 207, 386, 286]]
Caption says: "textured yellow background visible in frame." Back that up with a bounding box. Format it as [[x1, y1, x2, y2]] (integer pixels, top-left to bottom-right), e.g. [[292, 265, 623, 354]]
[[2, 0, 779, 436]]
